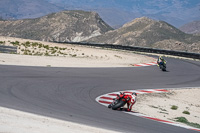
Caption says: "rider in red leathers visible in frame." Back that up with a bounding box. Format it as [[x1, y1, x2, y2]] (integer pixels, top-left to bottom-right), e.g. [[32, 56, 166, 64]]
[[117, 92, 137, 111]]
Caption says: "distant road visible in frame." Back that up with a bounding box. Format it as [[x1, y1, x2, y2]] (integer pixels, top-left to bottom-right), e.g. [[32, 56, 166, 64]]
[[0, 57, 200, 133]]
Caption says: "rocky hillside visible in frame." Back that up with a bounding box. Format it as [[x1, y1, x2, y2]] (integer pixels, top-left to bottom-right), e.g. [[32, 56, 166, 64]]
[[0, 10, 113, 42], [179, 20, 200, 34], [85, 17, 200, 53]]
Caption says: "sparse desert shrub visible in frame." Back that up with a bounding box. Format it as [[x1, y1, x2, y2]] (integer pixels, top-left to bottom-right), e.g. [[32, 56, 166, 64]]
[[182, 111, 190, 115], [159, 111, 168, 114], [25, 41, 30, 45], [59, 48, 66, 50], [0, 41, 5, 44], [51, 50, 57, 54], [38, 43, 43, 48], [11, 41, 20, 46], [45, 52, 49, 56], [31, 42, 39, 47], [114, 55, 122, 59], [23, 41, 31, 47], [171, 105, 178, 110], [50, 47, 54, 50], [23, 50, 28, 55], [58, 50, 62, 54], [175, 117, 188, 123], [175, 117, 200, 128], [43, 45, 49, 49]]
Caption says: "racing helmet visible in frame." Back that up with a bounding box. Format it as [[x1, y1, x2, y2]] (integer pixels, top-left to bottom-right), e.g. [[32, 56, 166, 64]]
[[132, 92, 137, 96], [159, 56, 164, 61]]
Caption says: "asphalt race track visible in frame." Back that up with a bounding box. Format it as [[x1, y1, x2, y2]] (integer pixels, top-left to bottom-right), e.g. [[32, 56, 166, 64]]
[[0, 57, 200, 133]]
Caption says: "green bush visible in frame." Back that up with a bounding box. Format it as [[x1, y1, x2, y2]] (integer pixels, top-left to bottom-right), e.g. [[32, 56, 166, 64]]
[[43, 45, 49, 49], [24, 50, 28, 55], [45, 52, 49, 56], [171, 105, 178, 110], [25, 41, 30, 45], [11, 41, 20, 46], [182, 111, 190, 115], [38, 44, 43, 48], [0, 41, 5, 44], [175, 117, 188, 123], [51, 50, 57, 54], [71, 54, 77, 57], [31, 42, 39, 47], [24, 42, 31, 47], [175, 117, 200, 128], [59, 48, 66, 50]]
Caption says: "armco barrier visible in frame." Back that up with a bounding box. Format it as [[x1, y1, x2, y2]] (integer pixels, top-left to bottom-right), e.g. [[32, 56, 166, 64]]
[[53, 42, 200, 59], [0, 45, 17, 54]]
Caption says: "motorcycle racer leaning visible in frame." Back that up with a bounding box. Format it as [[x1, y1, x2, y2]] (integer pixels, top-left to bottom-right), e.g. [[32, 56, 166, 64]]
[[116, 92, 137, 111], [157, 56, 166, 67]]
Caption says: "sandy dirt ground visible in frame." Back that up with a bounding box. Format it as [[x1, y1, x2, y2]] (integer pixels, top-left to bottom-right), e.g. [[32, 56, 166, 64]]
[[0, 36, 200, 132], [135, 88, 200, 125], [0, 36, 155, 67]]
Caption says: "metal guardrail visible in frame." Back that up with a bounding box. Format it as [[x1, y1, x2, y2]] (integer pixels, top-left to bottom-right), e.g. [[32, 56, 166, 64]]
[[0, 45, 17, 54], [53, 41, 200, 59]]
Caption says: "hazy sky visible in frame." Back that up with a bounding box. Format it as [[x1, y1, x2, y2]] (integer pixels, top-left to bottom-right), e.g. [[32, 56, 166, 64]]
[[46, 0, 200, 27]]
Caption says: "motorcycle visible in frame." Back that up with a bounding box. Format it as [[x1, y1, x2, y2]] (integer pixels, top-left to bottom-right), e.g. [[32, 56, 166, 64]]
[[157, 61, 167, 71], [108, 93, 129, 110]]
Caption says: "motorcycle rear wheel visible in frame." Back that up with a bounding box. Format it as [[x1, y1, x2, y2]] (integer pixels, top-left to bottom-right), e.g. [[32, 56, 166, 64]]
[[112, 100, 126, 110]]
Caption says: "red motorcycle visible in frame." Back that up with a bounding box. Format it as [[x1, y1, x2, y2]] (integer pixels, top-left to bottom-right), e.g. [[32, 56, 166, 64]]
[[108, 92, 129, 110]]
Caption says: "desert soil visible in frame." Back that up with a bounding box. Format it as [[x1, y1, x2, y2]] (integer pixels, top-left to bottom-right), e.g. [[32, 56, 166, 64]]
[[135, 88, 200, 125], [0, 36, 155, 67], [0, 36, 200, 132]]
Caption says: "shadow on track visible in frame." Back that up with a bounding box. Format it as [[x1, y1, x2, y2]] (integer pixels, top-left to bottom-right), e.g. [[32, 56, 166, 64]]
[[111, 107, 139, 113]]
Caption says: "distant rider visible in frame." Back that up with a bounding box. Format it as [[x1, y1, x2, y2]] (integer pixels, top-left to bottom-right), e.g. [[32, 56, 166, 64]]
[[116, 92, 137, 112], [157, 56, 166, 67]]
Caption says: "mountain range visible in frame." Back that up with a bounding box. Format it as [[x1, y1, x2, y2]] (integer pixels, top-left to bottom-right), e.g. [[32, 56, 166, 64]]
[[85, 17, 200, 53], [180, 20, 200, 34], [0, 10, 113, 42], [0, 10, 199, 53], [0, 0, 200, 28]]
